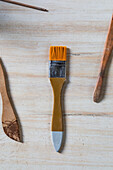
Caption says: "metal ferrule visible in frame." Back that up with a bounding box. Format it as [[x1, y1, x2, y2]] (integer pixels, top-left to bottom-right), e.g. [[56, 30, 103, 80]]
[[49, 60, 66, 78]]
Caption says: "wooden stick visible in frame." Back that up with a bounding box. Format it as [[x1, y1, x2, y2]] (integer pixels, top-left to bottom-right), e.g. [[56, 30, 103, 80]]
[[0, 0, 48, 12], [93, 14, 113, 102], [0, 59, 21, 142]]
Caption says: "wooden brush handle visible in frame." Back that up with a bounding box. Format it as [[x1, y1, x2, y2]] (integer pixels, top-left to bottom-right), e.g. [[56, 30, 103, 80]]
[[0, 0, 48, 12], [93, 15, 113, 102], [50, 78, 65, 131]]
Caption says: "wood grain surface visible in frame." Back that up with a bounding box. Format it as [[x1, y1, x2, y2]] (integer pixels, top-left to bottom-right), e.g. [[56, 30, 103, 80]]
[[0, 0, 113, 169]]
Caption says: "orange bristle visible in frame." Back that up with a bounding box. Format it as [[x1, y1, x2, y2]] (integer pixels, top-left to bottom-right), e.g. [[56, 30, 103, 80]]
[[49, 46, 67, 61]]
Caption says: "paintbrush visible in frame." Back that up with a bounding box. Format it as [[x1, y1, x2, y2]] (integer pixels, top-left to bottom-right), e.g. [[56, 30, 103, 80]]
[[93, 14, 113, 102], [0, 0, 48, 12], [49, 46, 67, 152]]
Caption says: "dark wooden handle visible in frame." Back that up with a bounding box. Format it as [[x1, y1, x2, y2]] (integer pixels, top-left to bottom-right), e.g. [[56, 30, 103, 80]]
[[93, 14, 113, 102], [0, 0, 48, 12]]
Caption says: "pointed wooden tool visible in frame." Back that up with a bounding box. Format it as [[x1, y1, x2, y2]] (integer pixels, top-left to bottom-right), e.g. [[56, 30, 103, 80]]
[[0, 0, 48, 12], [93, 15, 113, 102], [0, 59, 21, 142]]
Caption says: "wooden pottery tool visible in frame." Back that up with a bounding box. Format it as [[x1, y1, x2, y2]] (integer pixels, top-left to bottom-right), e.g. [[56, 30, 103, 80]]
[[0, 0, 48, 12], [0, 59, 21, 142], [93, 14, 113, 102], [49, 46, 67, 152]]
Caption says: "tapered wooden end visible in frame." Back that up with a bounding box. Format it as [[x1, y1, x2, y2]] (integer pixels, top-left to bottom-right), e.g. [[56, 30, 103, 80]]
[[3, 120, 21, 142], [0, 59, 21, 142], [93, 76, 103, 103]]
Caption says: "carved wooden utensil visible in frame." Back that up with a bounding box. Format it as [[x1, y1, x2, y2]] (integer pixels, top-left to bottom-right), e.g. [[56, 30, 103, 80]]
[[93, 14, 113, 102], [0, 59, 21, 142]]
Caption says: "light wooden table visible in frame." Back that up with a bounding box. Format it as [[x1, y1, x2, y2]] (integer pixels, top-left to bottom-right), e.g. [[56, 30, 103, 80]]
[[0, 0, 113, 169]]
